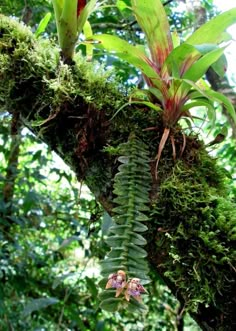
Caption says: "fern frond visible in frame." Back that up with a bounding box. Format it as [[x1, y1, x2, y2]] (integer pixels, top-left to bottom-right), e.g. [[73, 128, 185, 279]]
[[99, 135, 151, 313]]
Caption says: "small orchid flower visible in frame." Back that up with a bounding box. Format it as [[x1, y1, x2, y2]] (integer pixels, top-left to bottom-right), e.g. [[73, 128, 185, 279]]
[[105, 270, 127, 297], [125, 278, 147, 302]]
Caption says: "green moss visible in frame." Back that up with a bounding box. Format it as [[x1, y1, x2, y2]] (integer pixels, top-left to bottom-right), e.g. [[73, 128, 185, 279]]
[[0, 15, 123, 122], [151, 150, 236, 313]]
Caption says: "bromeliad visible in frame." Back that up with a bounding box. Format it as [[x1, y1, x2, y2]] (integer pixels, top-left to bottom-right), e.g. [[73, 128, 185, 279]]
[[92, 0, 236, 176], [51, 0, 98, 63]]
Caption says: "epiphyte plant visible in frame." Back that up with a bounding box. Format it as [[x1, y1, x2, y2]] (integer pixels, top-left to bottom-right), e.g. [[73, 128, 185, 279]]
[[51, 0, 98, 63], [99, 135, 151, 313], [92, 0, 236, 175], [106, 271, 147, 302]]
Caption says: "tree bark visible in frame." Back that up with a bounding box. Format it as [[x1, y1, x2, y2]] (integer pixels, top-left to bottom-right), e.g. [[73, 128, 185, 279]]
[[0, 15, 235, 331]]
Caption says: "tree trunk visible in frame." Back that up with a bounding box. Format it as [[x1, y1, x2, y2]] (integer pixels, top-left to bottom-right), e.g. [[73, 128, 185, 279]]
[[0, 15, 235, 331]]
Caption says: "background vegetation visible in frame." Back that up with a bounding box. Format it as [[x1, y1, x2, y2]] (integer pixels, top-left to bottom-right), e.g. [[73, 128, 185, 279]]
[[0, 0, 235, 330]]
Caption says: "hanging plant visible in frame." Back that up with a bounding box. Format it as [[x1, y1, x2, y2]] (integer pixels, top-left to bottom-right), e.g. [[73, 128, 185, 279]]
[[99, 134, 151, 313]]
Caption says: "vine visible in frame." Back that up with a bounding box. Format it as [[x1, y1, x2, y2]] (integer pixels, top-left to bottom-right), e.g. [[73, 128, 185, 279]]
[[99, 134, 152, 313]]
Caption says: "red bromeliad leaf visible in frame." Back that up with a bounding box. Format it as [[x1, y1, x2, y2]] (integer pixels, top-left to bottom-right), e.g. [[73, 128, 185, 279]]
[[77, 0, 97, 35], [131, 0, 173, 72], [155, 127, 170, 178], [77, 0, 86, 17]]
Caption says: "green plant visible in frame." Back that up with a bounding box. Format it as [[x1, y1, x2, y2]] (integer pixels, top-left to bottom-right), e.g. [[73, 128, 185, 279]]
[[99, 135, 151, 313], [51, 0, 98, 62], [92, 0, 236, 174]]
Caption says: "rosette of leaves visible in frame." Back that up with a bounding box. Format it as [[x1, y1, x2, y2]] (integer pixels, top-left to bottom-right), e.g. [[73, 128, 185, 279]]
[[92, 0, 236, 174], [99, 135, 151, 313]]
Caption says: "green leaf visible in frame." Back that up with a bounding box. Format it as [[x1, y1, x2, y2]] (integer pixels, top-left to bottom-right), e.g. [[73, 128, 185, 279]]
[[105, 235, 127, 247], [100, 297, 123, 312], [83, 20, 93, 61], [107, 248, 124, 258], [22, 298, 59, 317], [131, 0, 173, 67], [127, 243, 147, 258], [35, 12, 51, 38], [109, 224, 131, 235], [126, 259, 149, 271], [85, 276, 98, 298], [183, 47, 225, 82], [101, 257, 125, 268], [163, 43, 201, 78], [186, 8, 236, 45], [132, 221, 148, 232], [77, 0, 97, 35], [203, 90, 236, 124], [126, 297, 148, 313], [92, 34, 162, 88], [99, 289, 117, 301], [130, 232, 147, 246]]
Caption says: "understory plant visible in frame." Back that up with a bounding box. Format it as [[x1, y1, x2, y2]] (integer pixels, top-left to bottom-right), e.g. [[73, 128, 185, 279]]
[[92, 0, 236, 175]]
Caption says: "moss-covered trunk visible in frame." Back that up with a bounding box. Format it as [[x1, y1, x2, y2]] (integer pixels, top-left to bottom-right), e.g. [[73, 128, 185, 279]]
[[0, 16, 235, 330]]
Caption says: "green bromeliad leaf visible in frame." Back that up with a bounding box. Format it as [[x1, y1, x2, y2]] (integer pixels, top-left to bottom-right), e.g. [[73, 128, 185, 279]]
[[183, 47, 226, 82], [186, 8, 236, 45], [92, 34, 162, 88], [163, 43, 201, 78]]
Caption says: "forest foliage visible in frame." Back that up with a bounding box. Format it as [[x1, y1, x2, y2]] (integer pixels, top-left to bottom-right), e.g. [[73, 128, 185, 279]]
[[0, 0, 236, 330]]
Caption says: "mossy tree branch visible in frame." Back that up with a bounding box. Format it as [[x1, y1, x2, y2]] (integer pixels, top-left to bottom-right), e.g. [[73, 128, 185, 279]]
[[0, 15, 236, 331]]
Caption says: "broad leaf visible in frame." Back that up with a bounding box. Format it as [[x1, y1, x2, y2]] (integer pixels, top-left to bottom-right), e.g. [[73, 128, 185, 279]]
[[183, 47, 225, 82], [186, 8, 236, 45], [163, 43, 201, 78], [100, 297, 123, 312], [92, 34, 162, 88], [203, 90, 236, 124]]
